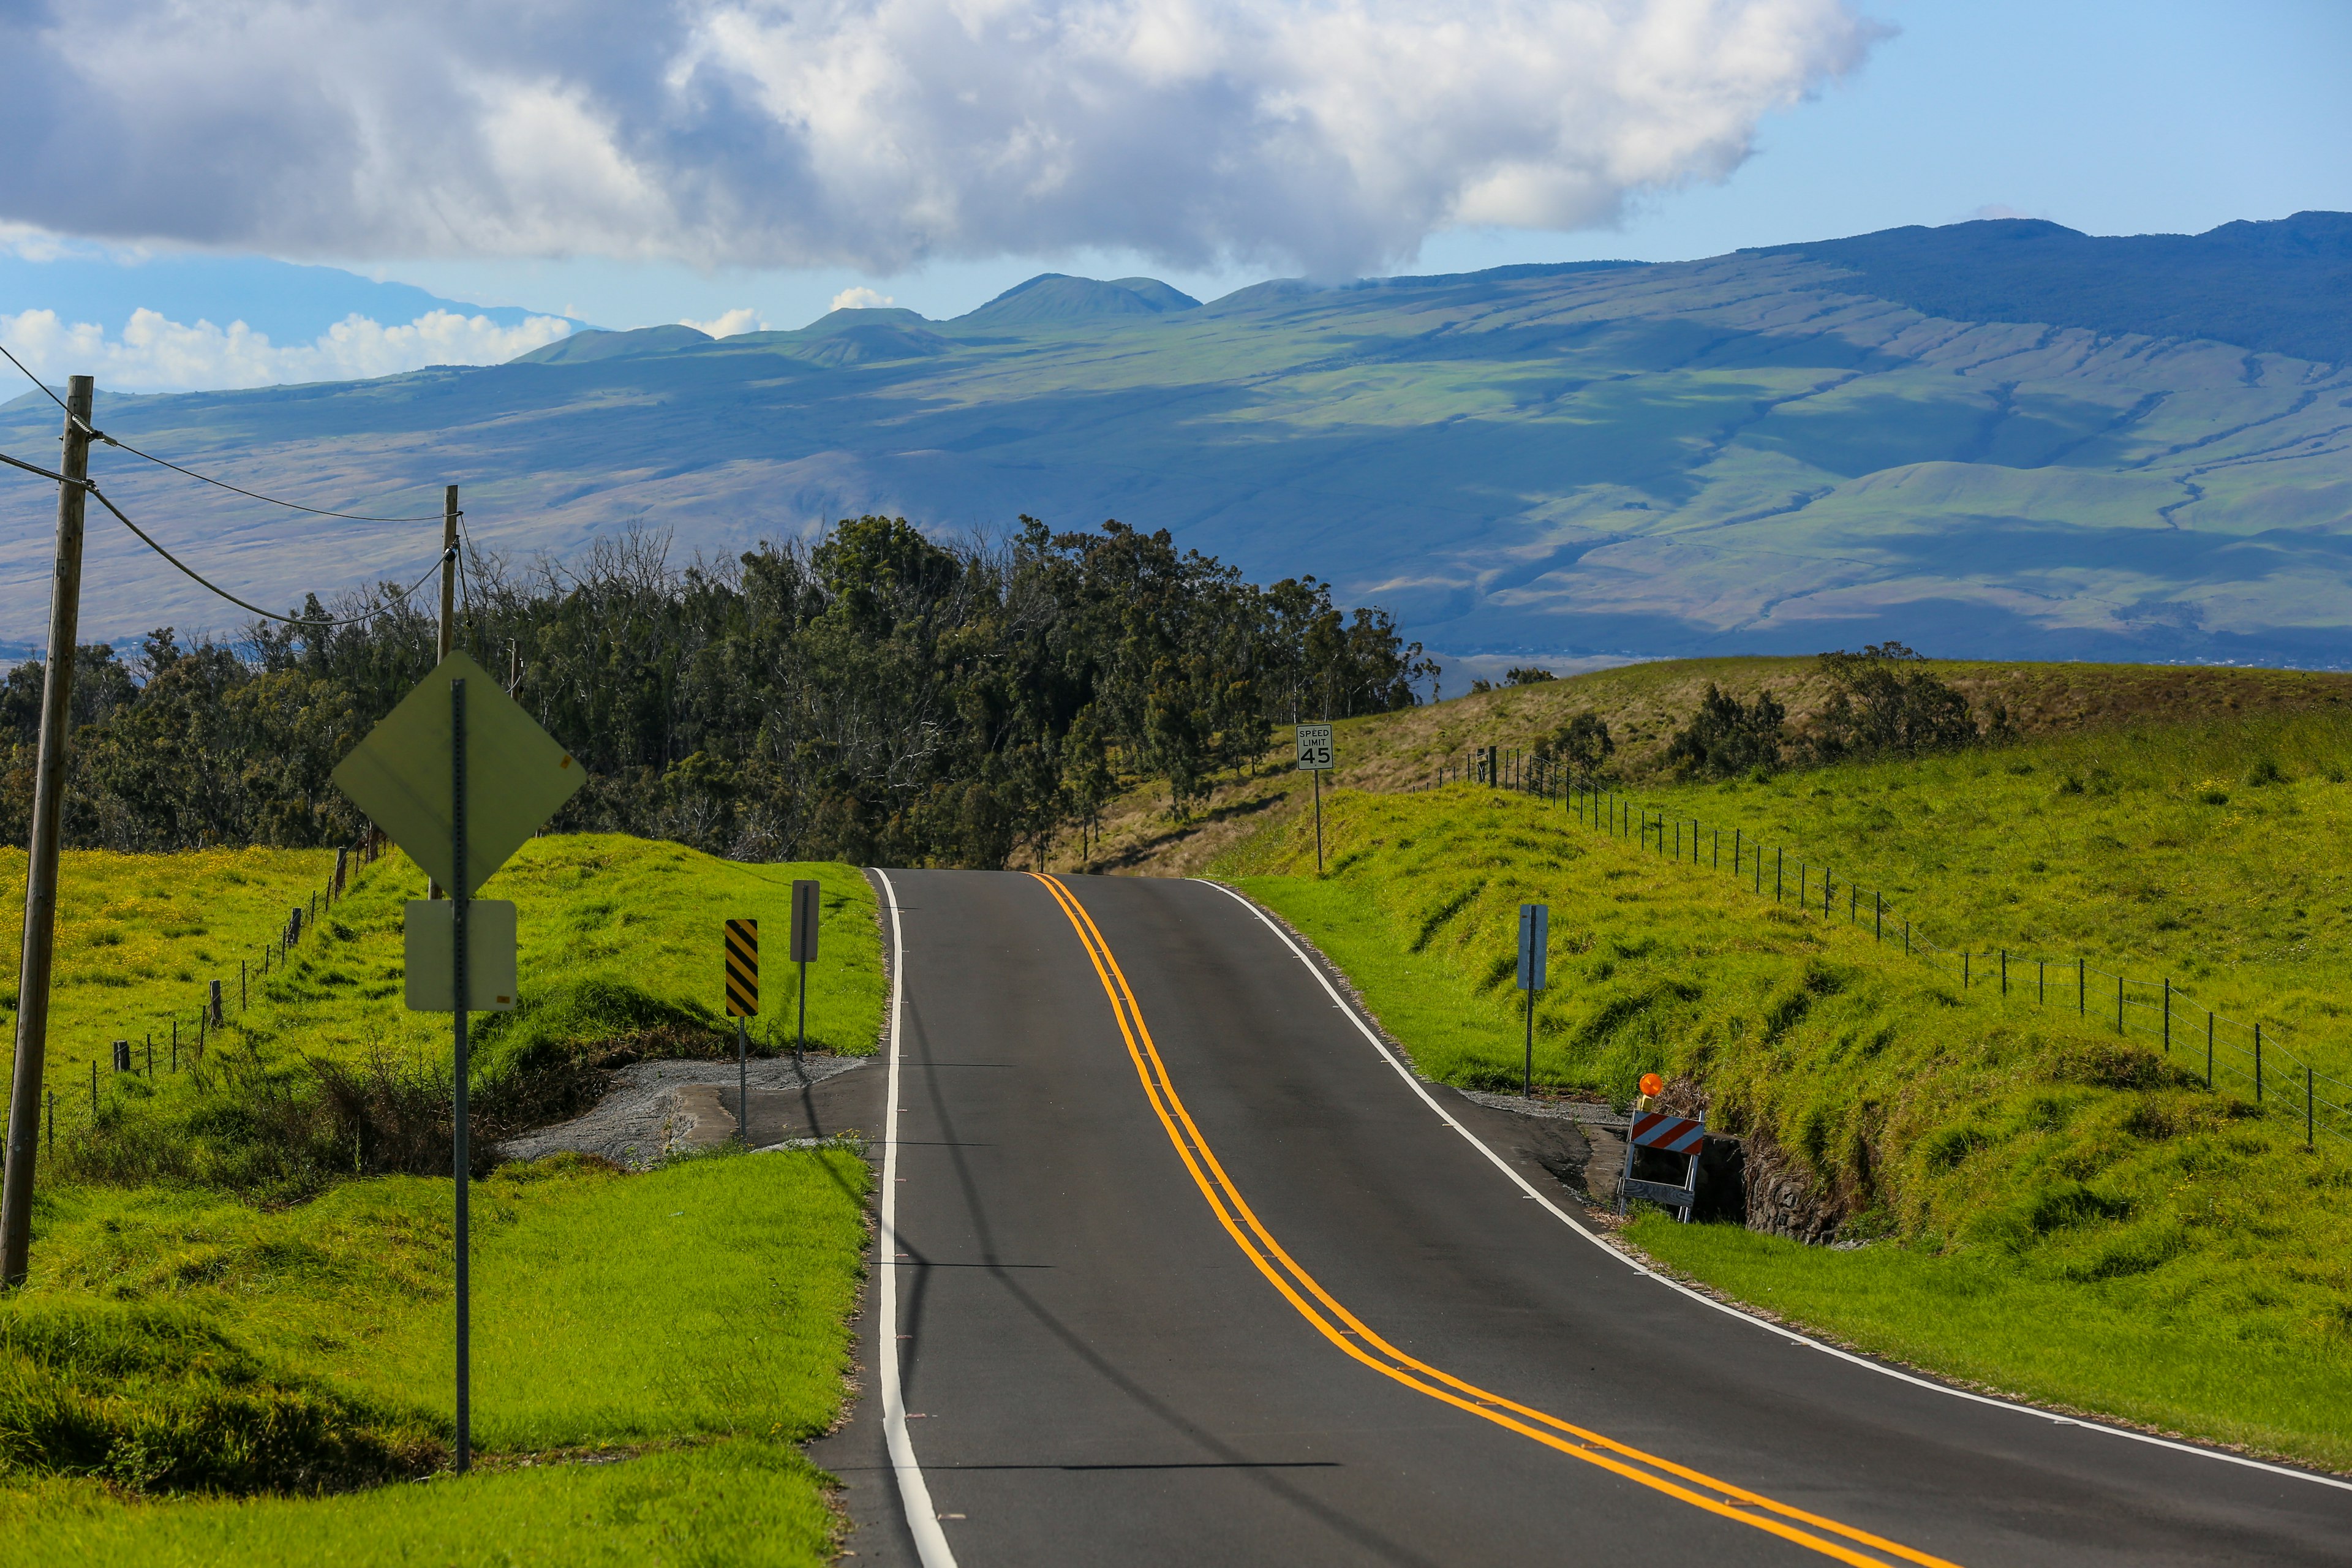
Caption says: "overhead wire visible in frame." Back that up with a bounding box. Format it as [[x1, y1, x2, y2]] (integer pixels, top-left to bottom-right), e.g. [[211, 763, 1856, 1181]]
[[1, 445, 452, 628], [84, 481, 452, 628], [1, 336, 445, 522]]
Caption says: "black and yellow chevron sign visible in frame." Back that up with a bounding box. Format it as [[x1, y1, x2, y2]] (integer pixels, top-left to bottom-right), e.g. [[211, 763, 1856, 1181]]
[[724, 919, 758, 1016]]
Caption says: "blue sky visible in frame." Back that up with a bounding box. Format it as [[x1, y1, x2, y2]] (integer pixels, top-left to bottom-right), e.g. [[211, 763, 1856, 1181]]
[[2, 0, 2346, 390]]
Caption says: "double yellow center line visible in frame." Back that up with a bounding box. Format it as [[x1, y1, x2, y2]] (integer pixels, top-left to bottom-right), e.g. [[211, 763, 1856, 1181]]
[[1026, 873, 1961, 1568]]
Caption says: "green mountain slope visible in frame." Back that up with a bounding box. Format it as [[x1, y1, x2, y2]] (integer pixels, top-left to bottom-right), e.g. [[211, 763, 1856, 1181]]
[[2, 216, 2345, 664]]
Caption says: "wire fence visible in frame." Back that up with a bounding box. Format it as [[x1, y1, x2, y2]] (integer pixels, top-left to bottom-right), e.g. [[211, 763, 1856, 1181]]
[[6, 832, 386, 1158], [1430, 744, 2349, 1151]]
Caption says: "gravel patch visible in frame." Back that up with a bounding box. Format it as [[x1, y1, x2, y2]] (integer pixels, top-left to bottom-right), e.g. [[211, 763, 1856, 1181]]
[[1454, 1088, 1629, 1131], [497, 1055, 868, 1169]]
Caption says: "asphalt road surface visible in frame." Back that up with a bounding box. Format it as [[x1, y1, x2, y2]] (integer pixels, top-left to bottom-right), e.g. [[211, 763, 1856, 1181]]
[[807, 870, 2351, 1566]]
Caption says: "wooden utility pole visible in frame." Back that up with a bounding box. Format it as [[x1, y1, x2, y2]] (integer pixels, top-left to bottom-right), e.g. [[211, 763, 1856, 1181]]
[[2, 375, 96, 1287], [439, 484, 459, 660]]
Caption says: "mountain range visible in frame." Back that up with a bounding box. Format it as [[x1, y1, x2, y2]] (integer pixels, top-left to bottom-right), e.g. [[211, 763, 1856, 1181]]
[[2, 213, 2348, 667]]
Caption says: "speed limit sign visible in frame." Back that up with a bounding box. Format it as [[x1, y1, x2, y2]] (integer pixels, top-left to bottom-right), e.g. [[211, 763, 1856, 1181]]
[[1295, 723, 1334, 771]]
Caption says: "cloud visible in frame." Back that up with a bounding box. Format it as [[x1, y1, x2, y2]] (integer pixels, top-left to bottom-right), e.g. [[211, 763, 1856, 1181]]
[[0, 1, 1880, 277], [830, 287, 897, 312], [681, 307, 769, 337], [0, 307, 572, 393]]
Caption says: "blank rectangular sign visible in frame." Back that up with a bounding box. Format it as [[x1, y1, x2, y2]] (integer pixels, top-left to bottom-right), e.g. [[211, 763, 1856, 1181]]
[[790, 879, 821, 963], [1517, 903, 1548, 991], [404, 899, 519, 1012]]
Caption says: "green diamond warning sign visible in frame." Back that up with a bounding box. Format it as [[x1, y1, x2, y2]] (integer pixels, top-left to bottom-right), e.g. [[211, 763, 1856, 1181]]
[[330, 650, 583, 895]]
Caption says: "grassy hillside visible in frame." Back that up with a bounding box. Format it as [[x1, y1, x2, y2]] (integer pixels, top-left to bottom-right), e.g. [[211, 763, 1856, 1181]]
[[0, 835, 886, 1562], [1071, 657, 2352, 881], [1, 1150, 867, 1565], [1219, 785, 2352, 1469], [9, 216, 2350, 664], [5, 835, 882, 1196]]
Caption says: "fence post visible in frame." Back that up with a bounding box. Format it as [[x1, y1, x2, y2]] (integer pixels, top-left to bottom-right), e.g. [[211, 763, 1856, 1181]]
[[2163, 980, 2171, 1054], [2309, 1067, 2316, 1150], [2206, 1012, 2214, 1090], [2255, 1025, 2263, 1101], [2038, 959, 2045, 1006], [2000, 949, 2007, 996], [1904, 919, 1910, 954], [2078, 958, 2085, 1017], [1964, 951, 1970, 989], [1874, 892, 1882, 941], [1777, 848, 1782, 902], [2116, 973, 2124, 1035], [1713, 829, 1719, 869]]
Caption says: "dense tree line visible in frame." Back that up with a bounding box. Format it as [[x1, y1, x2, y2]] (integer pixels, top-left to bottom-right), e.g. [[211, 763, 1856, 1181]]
[[0, 517, 1434, 867]]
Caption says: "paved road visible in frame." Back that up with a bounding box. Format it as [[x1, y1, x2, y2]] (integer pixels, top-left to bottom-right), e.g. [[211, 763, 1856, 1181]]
[[809, 870, 2351, 1566]]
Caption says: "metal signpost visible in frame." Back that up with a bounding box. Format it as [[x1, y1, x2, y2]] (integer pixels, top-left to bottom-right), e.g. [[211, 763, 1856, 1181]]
[[1296, 723, 1334, 872], [725, 918, 758, 1138], [1517, 903, 1548, 1098], [330, 649, 583, 1473], [790, 880, 820, 1074]]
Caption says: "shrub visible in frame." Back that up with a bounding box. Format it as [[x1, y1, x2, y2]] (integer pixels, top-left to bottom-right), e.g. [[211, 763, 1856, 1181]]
[[1807, 643, 1983, 761], [1664, 685, 1787, 780]]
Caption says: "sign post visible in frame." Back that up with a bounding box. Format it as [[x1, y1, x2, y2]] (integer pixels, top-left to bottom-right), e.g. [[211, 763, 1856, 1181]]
[[725, 918, 758, 1136], [331, 649, 582, 1474], [1517, 903, 1548, 1098], [1295, 723, 1334, 873], [790, 880, 820, 1075]]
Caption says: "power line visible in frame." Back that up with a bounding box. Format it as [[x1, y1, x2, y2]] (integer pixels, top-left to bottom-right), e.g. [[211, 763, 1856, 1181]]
[[0, 450, 75, 486], [6, 443, 450, 628], [97, 435, 448, 523], [0, 342, 74, 423], [1, 339, 446, 522], [84, 482, 451, 628]]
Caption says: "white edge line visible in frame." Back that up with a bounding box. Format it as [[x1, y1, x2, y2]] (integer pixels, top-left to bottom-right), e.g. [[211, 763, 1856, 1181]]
[[1194, 876, 2352, 1496], [872, 869, 961, 1566]]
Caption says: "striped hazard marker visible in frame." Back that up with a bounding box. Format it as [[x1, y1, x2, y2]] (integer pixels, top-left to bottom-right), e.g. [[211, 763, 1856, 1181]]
[[725, 919, 759, 1016], [1629, 1111, 1705, 1155]]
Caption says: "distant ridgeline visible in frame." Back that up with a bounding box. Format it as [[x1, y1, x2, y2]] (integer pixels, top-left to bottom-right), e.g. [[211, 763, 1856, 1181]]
[[0, 518, 1430, 865], [4, 213, 2348, 665]]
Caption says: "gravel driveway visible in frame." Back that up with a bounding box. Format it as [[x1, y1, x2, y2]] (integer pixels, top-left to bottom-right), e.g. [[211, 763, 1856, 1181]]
[[497, 1054, 869, 1169]]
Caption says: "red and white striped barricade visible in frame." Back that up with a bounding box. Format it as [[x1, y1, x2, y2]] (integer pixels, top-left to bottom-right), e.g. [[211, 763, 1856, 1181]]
[[1616, 1110, 1705, 1223]]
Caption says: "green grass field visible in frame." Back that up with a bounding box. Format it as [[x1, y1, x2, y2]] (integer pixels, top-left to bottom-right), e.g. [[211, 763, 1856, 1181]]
[[1627, 707, 2352, 1068], [1223, 783, 2352, 1471], [0, 845, 339, 1087], [0, 1148, 867, 1565], [10, 835, 883, 1196], [0, 835, 887, 1562]]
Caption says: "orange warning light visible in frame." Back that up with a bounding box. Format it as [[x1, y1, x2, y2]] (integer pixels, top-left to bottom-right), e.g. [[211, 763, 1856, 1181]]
[[1638, 1072, 1664, 1097]]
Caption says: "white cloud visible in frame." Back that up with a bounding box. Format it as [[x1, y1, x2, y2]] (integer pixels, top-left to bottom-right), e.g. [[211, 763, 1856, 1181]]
[[0, 1, 1880, 277], [830, 287, 897, 312], [681, 307, 769, 337], [0, 307, 572, 393]]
